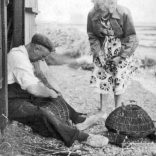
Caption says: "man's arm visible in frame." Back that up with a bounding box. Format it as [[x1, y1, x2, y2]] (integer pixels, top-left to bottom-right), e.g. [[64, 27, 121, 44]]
[[33, 60, 61, 93], [26, 82, 58, 98], [13, 67, 59, 98]]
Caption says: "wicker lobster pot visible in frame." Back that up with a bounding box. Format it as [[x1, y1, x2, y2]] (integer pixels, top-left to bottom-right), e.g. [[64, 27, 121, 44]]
[[32, 96, 70, 124], [105, 104, 155, 138]]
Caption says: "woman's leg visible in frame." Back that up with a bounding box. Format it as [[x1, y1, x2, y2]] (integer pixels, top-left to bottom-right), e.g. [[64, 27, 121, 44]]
[[114, 94, 122, 108], [99, 94, 109, 111]]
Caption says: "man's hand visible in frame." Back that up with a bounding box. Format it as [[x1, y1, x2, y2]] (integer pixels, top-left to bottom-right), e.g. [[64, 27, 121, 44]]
[[49, 89, 59, 98], [26, 83, 59, 98]]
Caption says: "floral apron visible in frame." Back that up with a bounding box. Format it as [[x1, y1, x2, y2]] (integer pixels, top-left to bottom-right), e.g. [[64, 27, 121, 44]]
[[90, 16, 138, 95]]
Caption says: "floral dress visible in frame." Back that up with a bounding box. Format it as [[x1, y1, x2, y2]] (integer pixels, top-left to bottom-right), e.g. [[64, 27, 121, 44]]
[[90, 16, 138, 95]]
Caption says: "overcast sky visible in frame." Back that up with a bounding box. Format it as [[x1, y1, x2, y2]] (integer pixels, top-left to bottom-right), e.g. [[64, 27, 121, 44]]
[[36, 0, 156, 24]]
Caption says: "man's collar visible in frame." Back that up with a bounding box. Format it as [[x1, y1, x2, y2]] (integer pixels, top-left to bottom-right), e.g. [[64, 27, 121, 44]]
[[111, 9, 120, 19]]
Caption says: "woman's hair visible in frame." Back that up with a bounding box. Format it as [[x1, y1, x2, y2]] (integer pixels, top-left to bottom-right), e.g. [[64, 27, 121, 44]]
[[91, 0, 107, 10], [92, 0, 106, 5], [92, 0, 117, 12]]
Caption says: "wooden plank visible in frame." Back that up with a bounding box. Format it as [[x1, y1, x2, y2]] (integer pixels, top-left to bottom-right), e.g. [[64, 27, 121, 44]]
[[12, 0, 25, 47], [0, 0, 8, 133], [7, 0, 14, 51], [0, 0, 2, 89]]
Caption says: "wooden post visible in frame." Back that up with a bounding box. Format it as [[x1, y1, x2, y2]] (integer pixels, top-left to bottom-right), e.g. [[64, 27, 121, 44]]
[[0, 0, 8, 133]]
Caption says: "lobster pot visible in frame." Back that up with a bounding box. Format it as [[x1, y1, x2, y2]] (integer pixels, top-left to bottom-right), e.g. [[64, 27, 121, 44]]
[[32, 96, 70, 125], [105, 104, 155, 138]]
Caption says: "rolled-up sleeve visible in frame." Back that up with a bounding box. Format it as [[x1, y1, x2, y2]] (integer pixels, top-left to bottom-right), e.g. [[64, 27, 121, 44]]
[[120, 8, 139, 58], [13, 67, 39, 90], [8, 51, 40, 90], [87, 12, 101, 56]]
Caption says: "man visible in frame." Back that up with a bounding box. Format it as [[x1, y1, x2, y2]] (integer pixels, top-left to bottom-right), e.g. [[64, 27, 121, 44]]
[[7, 33, 108, 147]]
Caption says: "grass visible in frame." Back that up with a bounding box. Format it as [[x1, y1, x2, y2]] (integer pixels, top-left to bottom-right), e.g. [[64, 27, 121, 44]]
[[1, 24, 156, 156], [1, 64, 156, 156]]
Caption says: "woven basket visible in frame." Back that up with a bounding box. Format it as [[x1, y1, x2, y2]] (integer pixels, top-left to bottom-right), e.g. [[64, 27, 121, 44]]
[[32, 96, 70, 124], [105, 103, 155, 138]]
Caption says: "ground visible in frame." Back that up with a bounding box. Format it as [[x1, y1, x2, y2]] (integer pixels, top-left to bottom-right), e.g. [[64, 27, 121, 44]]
[[1, 65, 156, 156]]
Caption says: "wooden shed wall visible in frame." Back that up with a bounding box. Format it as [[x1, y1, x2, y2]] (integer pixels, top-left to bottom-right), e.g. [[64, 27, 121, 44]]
[[25, 0, 38, 44], [25, 0, 38, 11], [25, 12, 37, 44]]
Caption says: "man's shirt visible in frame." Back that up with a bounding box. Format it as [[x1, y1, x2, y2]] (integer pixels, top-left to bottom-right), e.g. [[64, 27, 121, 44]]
[[8, 46, 40, 90]]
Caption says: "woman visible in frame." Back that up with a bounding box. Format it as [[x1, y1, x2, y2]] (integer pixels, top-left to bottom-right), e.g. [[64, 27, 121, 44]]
[[87, 0, 139, 109]]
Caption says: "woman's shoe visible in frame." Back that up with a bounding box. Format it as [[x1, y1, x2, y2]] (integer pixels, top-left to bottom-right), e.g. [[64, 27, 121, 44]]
[[84, 134, 109, 147], [76, 112, 107, 130]]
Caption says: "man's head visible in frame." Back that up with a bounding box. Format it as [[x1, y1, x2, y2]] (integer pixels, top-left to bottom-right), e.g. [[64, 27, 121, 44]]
[[26, 33, 55, 62]]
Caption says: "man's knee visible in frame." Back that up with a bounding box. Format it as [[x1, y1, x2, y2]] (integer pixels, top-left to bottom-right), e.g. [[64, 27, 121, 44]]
[[8, 99, 40, 120]]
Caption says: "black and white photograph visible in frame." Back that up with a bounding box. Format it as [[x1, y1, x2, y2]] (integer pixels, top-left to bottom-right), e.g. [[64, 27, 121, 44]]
[[0, 0, 156, 155]]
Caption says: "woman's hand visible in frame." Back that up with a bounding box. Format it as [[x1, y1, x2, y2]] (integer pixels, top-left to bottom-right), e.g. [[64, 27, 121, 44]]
[[93, 51, 105, 66], [99, 54, 105, 66], [112, 56, 122, 65]]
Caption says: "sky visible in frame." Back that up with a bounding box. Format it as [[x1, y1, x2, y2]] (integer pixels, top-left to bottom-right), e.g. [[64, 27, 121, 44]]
[[36, 0, 156, 25]]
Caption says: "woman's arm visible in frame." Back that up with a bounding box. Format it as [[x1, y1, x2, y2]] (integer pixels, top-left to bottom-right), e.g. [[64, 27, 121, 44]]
[[120, 8, 139, 58], [87, 12, 101, 57]]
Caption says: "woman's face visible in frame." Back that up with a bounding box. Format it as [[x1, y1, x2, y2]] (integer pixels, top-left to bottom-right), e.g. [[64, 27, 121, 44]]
[[94, 0, 117, 13], [95, 0, 107, 11], [105, 0, 117, 13]]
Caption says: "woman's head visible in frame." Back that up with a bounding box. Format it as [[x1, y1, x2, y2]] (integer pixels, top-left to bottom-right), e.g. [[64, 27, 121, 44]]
[[92, 0, 117, 13]]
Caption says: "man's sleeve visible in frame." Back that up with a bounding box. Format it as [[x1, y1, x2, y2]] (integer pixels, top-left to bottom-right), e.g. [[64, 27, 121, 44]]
[[87, 12, 101, 56], [120, 8, 139, 58], [8, 52, 40, 90]]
